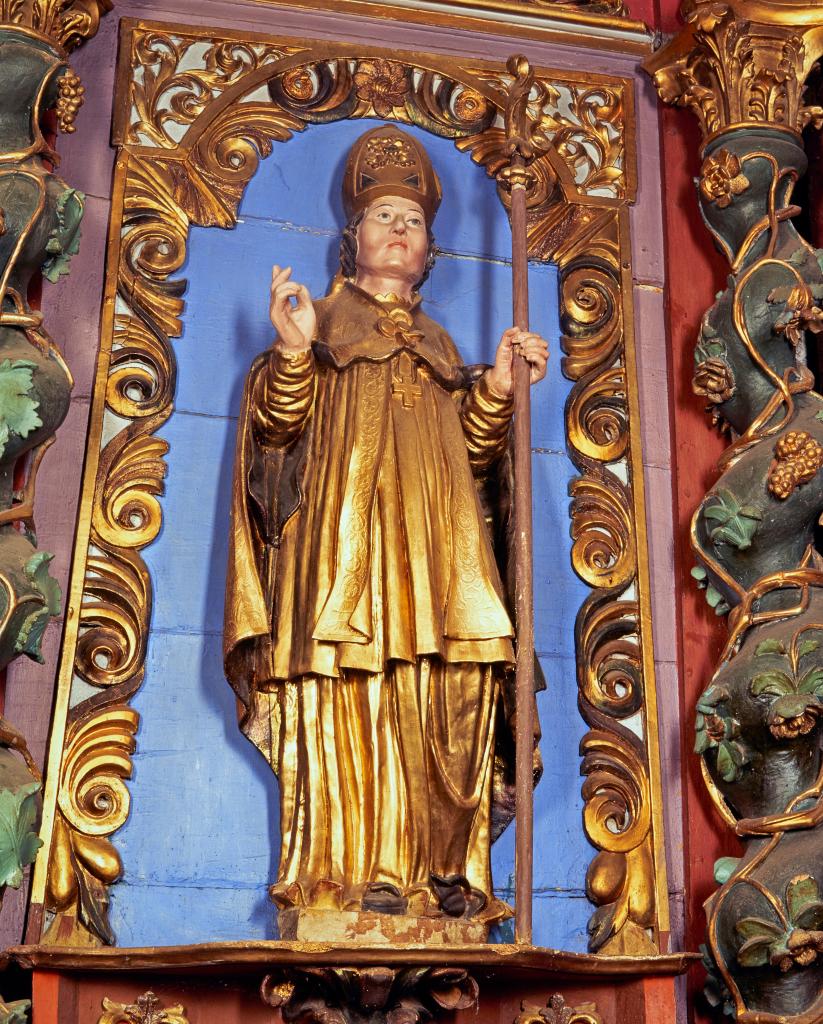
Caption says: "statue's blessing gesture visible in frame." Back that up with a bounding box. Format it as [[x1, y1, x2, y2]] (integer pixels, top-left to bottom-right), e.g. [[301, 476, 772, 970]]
[[224, 125, 548, 943]]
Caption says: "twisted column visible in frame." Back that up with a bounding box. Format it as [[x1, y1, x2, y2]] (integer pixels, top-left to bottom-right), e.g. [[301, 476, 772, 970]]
[[647, 3, 823, 1020]]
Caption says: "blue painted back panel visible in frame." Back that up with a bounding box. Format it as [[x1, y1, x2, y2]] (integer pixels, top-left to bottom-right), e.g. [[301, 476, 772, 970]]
[[109, 120, 593, 949]]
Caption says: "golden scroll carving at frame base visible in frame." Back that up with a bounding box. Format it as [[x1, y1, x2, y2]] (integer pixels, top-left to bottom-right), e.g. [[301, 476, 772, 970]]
[[98, 991, 188, 1024], [30, 20, 667, 956]]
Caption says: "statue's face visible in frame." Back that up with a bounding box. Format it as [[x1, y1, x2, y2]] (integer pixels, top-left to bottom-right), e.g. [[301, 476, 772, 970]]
[[355, 196, 428, 285]]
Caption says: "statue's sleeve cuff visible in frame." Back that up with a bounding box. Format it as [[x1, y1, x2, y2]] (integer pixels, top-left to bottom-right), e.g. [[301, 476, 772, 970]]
[[476, 370, 514, 411], [252, 345, 316, 445]]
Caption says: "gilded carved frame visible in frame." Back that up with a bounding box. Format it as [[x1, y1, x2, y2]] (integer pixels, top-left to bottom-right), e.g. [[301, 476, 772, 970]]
[[30, 18, 669, 955]]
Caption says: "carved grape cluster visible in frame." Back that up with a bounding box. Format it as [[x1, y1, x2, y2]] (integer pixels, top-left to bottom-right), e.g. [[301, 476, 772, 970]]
[[767, 430, 823, 500], [56, 70, 85, 134]]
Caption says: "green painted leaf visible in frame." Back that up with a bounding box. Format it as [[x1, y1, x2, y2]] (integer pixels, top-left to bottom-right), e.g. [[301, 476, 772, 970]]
[[714, 856, 741, 884], [816, 249, 823, 275], [0, 778, 42, 889], [42, 188, 84, 284], [798, 638, 820, 658], [811, 283, 823, 300], [736, 935, 776, 967], [699, 685, 728, 709], [751, 670, 795, 697], [798, 667, 823, 695], [816, 410, 823, 422], [789, 248, 809, 266], [704, 505, 733, 523], [706, 585, 724, 608], [691, 565, 708, 581], [728, 739, 746, 764], [755, 639, 786, 657], [787, 875, 822, 924], [736, 916, 784, 941], [0, 360, 41, 460], [0, 998, 31, 1023], [793, 902, 823, 930], [716, 741, 739, 782]]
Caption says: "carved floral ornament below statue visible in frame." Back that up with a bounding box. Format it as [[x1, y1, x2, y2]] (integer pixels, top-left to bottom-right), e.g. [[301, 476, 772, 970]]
[[223, 124, 550, 943]]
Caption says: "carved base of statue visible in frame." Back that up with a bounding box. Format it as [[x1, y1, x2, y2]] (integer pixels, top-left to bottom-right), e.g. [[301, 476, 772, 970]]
[[278, 908, 489, 944]]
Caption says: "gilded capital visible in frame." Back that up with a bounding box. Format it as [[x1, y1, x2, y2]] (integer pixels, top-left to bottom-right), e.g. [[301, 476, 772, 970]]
[[0, 0, 111, 52], [645, 0, 823, 144]]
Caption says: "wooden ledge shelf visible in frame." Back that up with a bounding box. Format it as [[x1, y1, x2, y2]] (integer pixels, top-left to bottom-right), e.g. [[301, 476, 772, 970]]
[[10, 941, 698, 977]]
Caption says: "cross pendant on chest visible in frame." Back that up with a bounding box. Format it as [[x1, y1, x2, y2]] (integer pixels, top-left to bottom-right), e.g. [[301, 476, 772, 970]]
[[391, 351, 423, 408]]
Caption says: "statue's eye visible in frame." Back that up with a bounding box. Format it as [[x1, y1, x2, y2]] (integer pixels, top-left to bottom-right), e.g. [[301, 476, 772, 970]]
[[407, 216, 422, 228]]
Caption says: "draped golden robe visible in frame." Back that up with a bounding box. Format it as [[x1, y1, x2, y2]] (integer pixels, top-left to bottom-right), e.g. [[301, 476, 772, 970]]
[[224, 281, 516, 925]]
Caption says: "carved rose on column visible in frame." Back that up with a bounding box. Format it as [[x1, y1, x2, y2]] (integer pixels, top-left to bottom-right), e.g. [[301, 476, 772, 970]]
[[693, 356, 736, 403], [353, 60, 408, 117], [699, 149, 750, 208]]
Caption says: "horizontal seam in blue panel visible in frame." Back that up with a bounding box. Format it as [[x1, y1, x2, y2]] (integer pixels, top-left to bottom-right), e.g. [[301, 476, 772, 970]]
[[111, 879, 270, 891], [231, 217, 554, 271], [167, 408, 238, 422], [112, 880, 590, 897], [165, 410, 567, 452], [146, 630, 580, 652], [493, 889, 588, 898], [149, 626, 223, 638]]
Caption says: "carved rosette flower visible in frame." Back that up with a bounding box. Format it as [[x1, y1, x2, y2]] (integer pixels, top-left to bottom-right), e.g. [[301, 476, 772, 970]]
[[693, 356, 735, 404], [353, 59, 408, 117], [454, 88, 488, 124], [699, 149, 750, 208], [769, 700, 820, 740]]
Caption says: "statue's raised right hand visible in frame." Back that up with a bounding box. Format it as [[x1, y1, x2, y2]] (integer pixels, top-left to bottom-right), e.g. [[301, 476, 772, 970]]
[[270, 265, 316, 351]]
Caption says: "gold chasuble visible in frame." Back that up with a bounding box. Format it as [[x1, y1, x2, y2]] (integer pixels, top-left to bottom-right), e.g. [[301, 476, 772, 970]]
[[224, 127, 524, 940]]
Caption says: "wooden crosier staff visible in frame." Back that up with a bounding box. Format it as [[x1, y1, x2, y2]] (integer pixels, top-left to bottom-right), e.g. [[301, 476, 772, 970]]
[[500, 54, 550, 946]]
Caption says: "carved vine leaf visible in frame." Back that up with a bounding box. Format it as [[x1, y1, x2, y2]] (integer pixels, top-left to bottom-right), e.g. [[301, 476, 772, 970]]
[[0, 746, 42, 890], [736, 875, 823, 972], [702, 489, 762, 551], [695, 684, 748, 782], [0, 998, 31, 1024], [0, 360, 42, 460], [749, 628, 823, 739]]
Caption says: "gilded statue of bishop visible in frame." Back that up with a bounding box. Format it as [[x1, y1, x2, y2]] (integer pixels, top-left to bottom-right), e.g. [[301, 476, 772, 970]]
[[224, 125, 548, 943]]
